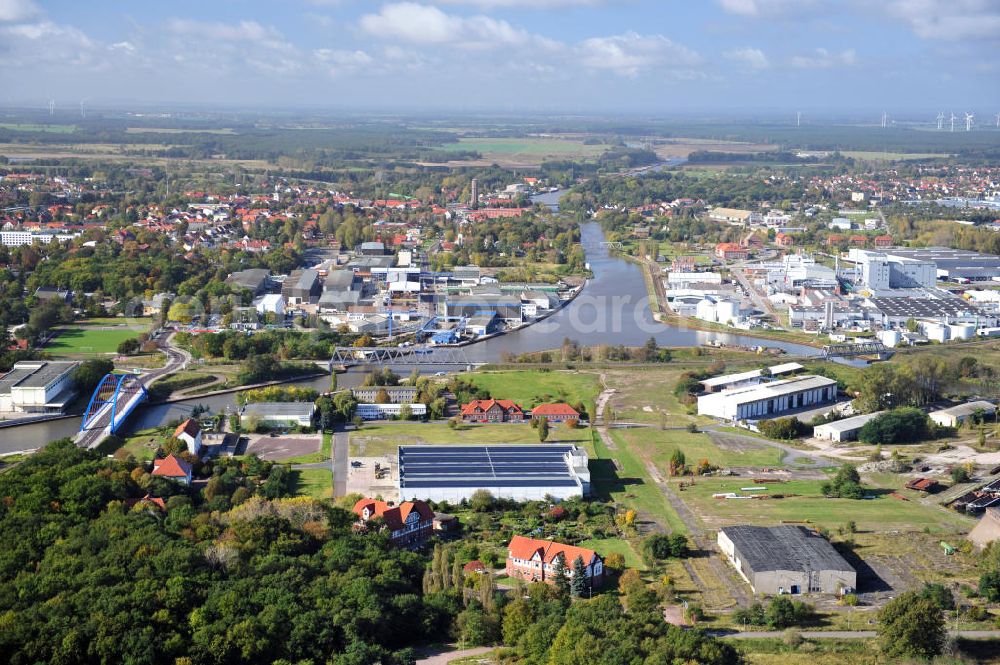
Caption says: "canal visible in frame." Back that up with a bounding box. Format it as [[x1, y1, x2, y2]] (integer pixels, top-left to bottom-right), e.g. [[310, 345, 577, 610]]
[[2, 211, 818, 452]]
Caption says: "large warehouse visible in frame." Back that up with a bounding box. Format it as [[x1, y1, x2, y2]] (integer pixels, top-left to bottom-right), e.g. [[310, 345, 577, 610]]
[[718, 525, 856, 595], [697, 375, 837, 422], [397, 444, 590, 503]]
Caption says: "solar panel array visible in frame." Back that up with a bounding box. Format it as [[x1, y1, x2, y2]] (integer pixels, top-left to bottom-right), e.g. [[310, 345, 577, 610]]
[[399, 445, 581, 489]]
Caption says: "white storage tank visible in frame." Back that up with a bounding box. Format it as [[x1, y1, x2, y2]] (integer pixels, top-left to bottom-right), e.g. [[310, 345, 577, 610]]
[[715, 299, 741, 325], [696, 299, 718, 322], [949, 323, 976, 341], [878, 329, 902, 348], [922, 322, 950, 343]]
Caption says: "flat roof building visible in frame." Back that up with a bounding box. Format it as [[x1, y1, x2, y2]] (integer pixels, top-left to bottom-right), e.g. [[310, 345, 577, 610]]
[[699, 363, 803, 393], [398, 444, 590, 503], [226, 268, 271, 295], [929, 400, 997, 428], [241, 401, 315, 428], [718, 525, 856, 595], [697, 375, 837, 422], [351, 386, 419, 404], [356, 403, 427, 420], [0, 360, 79, 414]]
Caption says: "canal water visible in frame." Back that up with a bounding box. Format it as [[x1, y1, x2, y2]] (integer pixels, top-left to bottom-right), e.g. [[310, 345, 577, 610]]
[[2, 193, 818, 452]]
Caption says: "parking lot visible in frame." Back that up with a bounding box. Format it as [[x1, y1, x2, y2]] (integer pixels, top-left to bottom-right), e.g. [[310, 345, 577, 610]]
[[346, 455, 398, 499], [244, 433, 321, 461]]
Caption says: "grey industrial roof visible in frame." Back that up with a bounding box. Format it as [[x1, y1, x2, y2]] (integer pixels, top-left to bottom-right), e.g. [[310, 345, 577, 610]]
[[713, 375, 836, 402], [318, 289, 361, 308], [242, 401, 315, 417], [721, 525, 854, 574], [399, 445, 581, 490], [930, 400, 997, 418], [0, 361, 77, 392], [868, 296, 985, 318], [813, 411, 884, 433], [226, 268, 270, 290], [325, 269, 358, 290]]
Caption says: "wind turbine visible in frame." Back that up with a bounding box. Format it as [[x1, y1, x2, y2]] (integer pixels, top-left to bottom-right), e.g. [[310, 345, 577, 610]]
[[950, 111, 957, 132], [79, 99, 87, 119], [48, 99, 55, 116], [881, 110, 888, 129], [994, 112, 999, 129], [965, 112, 974, 131], [796, 111, 801, 127], [936, 111, 944, 130]]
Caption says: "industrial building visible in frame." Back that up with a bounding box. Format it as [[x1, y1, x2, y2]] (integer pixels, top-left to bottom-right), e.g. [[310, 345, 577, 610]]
[[928, 401, 997, 428], [225, 268, 271, 295], [443, 295, 524, 324], [351, 386, 419, 404], [812, 411, 884, 442], [282, 269, 322, 305], [697, 375, 838, 422], [397, 444, 590, 503], [718, 525, 856, 595], [0, 360, 79, 415], [356, 403, 428, 420], [882, 247, 1000, 283], [240, 402, 315, 428], [699, 363, 803, 393]]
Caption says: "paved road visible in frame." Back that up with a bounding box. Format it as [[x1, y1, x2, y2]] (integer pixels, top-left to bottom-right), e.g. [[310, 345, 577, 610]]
[[714, 629, 1000, 640], [76, 334, 191, 448], [332, 429, 349, 497], [703, 423, 829, 468], [414, 646, 493, 665]]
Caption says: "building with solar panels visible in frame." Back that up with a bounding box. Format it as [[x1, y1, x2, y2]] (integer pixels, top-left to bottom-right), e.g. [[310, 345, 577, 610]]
[[397, 444, 591, 503]]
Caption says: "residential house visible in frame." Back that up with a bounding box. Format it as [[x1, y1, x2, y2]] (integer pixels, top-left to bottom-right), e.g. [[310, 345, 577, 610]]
[[172, 418, 202, 455], [505, 535, 604, 588], [460, 399, 526, 423], [353, 498, 434, 547], [715, 243, 749, 261], [151, 454, 193, 485], [531, 403, 581, 423], [774, 233, 794, 248]]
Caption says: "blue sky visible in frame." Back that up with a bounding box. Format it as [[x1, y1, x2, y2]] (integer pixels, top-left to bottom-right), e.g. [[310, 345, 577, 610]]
[[1, 0, 998, 115]]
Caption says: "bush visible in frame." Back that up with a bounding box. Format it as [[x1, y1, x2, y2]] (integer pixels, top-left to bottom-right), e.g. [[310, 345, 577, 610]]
[[821, 463, 866, 499], [859, 408, 932, 445], [642, 533, 688, 561]]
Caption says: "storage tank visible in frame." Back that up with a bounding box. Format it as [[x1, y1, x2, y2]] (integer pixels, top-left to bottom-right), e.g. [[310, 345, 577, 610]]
[[922, 322, 950, 343], [695, 299, 717, 323], [715, 299, 740, 325], [949, 323, 976, 341], [878, 329, 902, 348]]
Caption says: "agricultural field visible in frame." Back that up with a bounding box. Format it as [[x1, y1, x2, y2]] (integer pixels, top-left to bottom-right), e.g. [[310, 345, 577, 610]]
[[467, 369, 600, 415], [0, 123, 76, 133], [436, 136, 606, 167], [45, 317, 152, 356], [125, 127, 236, 134], [349, 420, 590, 457]]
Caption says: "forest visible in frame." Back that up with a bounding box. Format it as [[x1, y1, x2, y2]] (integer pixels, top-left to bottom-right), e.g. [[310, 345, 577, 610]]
[[0, 441, 742, 665]]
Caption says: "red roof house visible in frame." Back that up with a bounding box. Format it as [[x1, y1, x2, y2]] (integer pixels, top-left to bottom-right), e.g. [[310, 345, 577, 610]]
[[715, 243, 749, 261], [353, 498, 434, 547], [874, 235, 893, 247], [460, 399, 525, 423], [531, 403, 580, 423], [505, 535, 604, 588], [151, 454, 193, 485]]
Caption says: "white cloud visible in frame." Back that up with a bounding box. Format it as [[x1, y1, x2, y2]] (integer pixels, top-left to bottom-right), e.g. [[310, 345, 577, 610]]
[[0, 20, 103, 68], [0, 0, 38, 23], [359, 2, 558, 49], [577, 32, 701, 77], [887, 0, 1000, 40], [431, 0, 605, 6], [314, 48, 372, 75], [110, 41, 136, 53], [166, 19, 294, 53], [724, 47, 769, 69], [717, 0, 817, 17], [790, 47, 857, 68]]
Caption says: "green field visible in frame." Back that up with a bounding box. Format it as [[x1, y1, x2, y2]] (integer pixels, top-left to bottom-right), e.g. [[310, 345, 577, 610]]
[[679, 476, 973, 533], [578, 537, 646, 570], [617, 427, 785, 470], [350, 421, 590, 457], [439, 137, 606, 161], [600, 430, 687, 534], [468, 370, 600, 414], [291, 469, 333, 499], [0, 123, 76, 133], [283, 432, 332, 465], [46, 318, 152, 356]]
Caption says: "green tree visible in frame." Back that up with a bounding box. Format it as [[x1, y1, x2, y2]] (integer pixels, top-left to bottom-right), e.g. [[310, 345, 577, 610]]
[[537, 416, 549, 442], [979, 570, 1000, 602], [551, 555, 570, 596], [821, 463, 866, 499], [570, 556, 587, 597], [877, 591, 946, 659], [71, 358, 115, 395]]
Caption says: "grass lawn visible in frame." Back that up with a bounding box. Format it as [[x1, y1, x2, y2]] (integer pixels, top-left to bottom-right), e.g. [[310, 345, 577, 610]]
[[104, 426, 167, 461], [467, 369, 601, 415], [440, 137, 606, 157], [577, 537, 646, 570], [350, 421, 590, 457], [601, 430, 688, 534], [290, 468, 332, 499], [617, 427, 785, 472], [46, 317, 152, 356], [678, 476, 974, 533]]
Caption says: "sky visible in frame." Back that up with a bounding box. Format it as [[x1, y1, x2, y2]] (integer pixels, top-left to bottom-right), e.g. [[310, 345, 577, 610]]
[[1, 0, 999, 115]]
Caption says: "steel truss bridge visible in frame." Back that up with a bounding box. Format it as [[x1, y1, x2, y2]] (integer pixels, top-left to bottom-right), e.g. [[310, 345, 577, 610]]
[[75, 373, 148, 448], [330, 346, 473, 369], [823, 341, 894, 360]]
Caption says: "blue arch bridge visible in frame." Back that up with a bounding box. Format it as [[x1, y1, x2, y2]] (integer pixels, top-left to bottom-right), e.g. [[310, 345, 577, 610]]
[[75, 373, 149, 448]]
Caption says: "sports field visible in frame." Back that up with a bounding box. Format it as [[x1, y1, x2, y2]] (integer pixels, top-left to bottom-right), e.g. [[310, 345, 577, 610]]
[[45, 318, 152, 356]]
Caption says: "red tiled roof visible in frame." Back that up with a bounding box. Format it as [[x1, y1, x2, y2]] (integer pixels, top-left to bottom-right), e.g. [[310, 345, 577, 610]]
[[531, 403, 579, 418], [173, 418, 200, 439], [460, 399, 524, 417], [463, 560, 486, 572], [508, 535, 599, 566], [353, 498, 433, 531], [151, 454, 192, 479]]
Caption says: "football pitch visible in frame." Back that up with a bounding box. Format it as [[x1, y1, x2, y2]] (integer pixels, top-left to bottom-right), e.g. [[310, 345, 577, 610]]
[[45, 318, 152, 356]]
